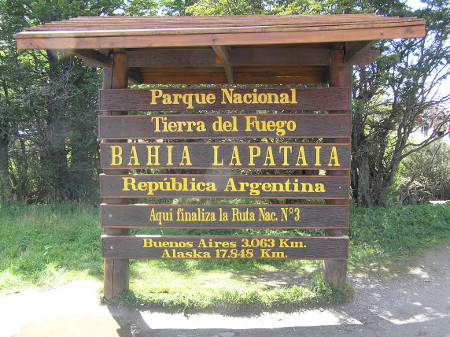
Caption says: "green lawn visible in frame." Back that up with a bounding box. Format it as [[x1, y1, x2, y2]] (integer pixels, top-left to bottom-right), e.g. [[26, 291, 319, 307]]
[[0, 202, 448, 311]]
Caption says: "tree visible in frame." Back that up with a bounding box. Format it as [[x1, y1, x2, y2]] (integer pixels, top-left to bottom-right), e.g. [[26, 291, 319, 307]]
[[0, 0, 124, 202], [188, 0, 450, 207], [350, 1, 450, 206]]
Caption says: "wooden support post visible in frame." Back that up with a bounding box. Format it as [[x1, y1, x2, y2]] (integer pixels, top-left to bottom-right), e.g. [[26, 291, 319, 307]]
[[102, 51, 130, 300], [324, 49, 352, 288]]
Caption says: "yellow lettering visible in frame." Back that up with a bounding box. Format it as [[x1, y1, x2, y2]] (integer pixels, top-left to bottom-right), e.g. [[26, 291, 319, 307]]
[[315, 183, 326, 192], [248, 146, 261, 166], [127, 146, 140, 166], [295, 146, 308, 166], [315, 146, 322, 166], [328, 146, 341, 167], [279, 146, 292, 166], [229, 146, 242, 166], [146, 146, 160, 166], [149, 89, 163, 105], [166, 146, 173, 166], [110, 146, 123, 166], [212, 146, 224, 166], [224, 178, 238, 192], [263, 146, 275, 166], [180, 146, 192, 166], [122, 177, 136, 191]]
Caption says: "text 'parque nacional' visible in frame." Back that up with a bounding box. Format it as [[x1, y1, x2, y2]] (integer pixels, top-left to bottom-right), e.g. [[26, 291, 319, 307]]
[[150, 88, 297, 109], [98, 87, 351, 111]]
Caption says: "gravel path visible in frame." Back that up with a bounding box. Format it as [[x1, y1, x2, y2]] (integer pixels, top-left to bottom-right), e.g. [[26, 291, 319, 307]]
[[1, 242, 449, 337]]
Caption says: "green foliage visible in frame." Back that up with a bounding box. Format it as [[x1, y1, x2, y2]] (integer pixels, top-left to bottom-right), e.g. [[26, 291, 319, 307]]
[[349, 203, 450, 269], [0, 0, 122, 203], [392, 141, 450, 204], [187, 0, 270, 15]]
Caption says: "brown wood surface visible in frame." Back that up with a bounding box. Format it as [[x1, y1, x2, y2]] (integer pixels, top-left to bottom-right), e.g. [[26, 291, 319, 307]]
[[100, 204, 349, 229], [99, 87, 350, 111], [100, 174, 349, 199], [323, 49, 352, 289], [98, 114, 351, 140], [102, 52, 130, 301], [139, 66, 328, 84], [22, 15, 419, 30], [15, 27, 425, 51], [15, 15, 425, 51], [102, 235, 349, 260], [126, 46, 331, 68], [100, 142, 351, 170]]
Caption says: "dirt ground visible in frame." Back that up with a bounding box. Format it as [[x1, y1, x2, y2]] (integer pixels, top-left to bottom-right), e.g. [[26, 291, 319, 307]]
[[1, 242, 449, 337]]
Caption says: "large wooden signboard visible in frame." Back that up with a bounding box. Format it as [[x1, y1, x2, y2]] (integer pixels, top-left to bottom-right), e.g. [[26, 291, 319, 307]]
[[98, 84, 351, 296]]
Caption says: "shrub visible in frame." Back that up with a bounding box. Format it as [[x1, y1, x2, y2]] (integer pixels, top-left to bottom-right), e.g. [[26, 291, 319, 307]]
[[393, 141, 450, 205]]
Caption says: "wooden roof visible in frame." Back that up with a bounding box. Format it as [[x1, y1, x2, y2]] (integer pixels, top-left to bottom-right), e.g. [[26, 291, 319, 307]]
[[14, 15, 426, 85]]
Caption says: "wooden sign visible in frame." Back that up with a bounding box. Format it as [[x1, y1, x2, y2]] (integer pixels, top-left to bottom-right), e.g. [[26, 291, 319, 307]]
[[98, 113, 351, 139], [100, 174, 349, 199], [101, 204, 349, 229], [100, 143, 351, 170], [102, 235, 349, 260], [99, 87, 350, 111]]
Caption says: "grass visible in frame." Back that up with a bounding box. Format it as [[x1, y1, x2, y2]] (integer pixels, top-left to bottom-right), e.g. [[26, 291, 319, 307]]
[[0, 203, 103, 290], [0, 202, 448, 312]]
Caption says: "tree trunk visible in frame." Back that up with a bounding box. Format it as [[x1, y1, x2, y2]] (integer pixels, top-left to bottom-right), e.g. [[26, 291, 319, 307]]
[[0, 131, 12, 202]]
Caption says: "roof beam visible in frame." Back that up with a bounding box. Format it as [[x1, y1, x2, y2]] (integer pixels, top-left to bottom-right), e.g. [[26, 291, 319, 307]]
[[74, 49, 111, 67], [128, 67, 143, 84], [212, 45, 234, 84], [349, 49, 380, 66], [344, 41, 377, 64], [74, 49, 142, 84]]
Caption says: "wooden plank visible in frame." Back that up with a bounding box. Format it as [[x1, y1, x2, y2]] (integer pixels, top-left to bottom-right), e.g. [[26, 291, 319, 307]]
[[15, 24, 425, 50], [100, 204, 349, 229], [102, 52, 130, 301], [102, 235, 349, 260], [74, 49, 111, 67], [100, 174, 349, 199], [324, 49, 352, 289], [347, 49, 380, 66], [139, 67, 328, 84], [99, 87, 350, 111], [23, 15, 417, 31], [344, 41, 377, 64], [99, 143, 351, 170], [126, 47, 331, 67], [98, 114, 351, 140], [15, 18, 425, 38], [26, 15, 413, 31], [127, 48, 216, 67]]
